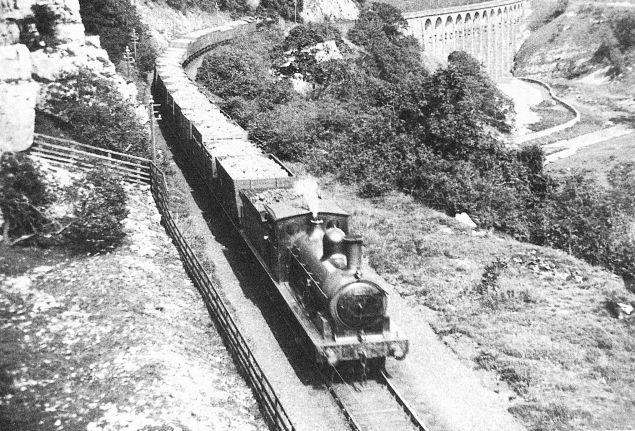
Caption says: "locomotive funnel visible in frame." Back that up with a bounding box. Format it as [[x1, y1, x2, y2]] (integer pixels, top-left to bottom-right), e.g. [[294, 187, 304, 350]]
[[309, 218, 325, 259], [343, 235, 363, 271]]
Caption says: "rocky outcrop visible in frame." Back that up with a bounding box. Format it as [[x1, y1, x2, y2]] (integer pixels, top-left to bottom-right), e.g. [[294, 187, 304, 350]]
[[0, 0, 94, 152], [31, 41, 114, 82], [0, 43, 32, 80], [0, 44, 38, 152], [0, 80, 38, 151], [514, 3, 618, 77], [300, 0, 359, 22], [38, 0, 85, 44]]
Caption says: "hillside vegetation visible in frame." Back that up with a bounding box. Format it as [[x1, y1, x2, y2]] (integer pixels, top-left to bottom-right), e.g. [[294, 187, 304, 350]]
[[516, 0, 635, 79], [515, 0, 635, 139], [197, 5, 635, 288], [194, 9, 635, 428]]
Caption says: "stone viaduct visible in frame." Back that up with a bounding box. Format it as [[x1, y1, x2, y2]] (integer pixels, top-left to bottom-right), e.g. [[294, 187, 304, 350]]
[[403, 0, 526, 80]]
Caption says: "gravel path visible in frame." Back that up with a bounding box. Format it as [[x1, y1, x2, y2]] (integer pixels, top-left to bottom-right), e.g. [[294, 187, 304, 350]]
[[543, 124, 634, 164]]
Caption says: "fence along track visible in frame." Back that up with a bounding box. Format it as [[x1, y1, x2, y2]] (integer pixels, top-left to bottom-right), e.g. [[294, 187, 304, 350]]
[[326, 370, 429, 431], [26, 137, 296, 431], [31, 134, 151, 184]]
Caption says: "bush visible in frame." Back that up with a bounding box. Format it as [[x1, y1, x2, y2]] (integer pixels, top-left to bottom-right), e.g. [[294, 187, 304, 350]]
[[31, 4, 57, 46], [78, 0, 154, 68], [0, 153, 52, 240], [64, 168, 128, 252], [533, 170, 635, 280], [612, 12, 635, 51], [49, 69, 149, 157], [136, 34, 160, 73]]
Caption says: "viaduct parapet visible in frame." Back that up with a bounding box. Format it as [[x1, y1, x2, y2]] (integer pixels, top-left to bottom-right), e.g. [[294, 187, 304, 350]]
[[403, 0, 526, 80]]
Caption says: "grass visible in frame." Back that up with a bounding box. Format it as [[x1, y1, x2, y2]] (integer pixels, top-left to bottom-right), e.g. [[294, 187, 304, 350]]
[[546, 131, 635, 184], [527, 102, 576, 133], [287, 162, 635, 431]]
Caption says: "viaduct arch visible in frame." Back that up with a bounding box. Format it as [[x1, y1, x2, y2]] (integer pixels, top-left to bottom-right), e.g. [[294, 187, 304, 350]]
[[403, 0, 526, 81]]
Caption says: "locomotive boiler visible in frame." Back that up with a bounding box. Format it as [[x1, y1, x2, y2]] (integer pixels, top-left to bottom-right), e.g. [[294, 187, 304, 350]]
[[240, 188, 408, 368]]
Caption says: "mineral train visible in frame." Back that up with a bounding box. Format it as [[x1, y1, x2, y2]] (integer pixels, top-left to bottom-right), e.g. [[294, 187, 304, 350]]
[[152, 19, 408, 369]]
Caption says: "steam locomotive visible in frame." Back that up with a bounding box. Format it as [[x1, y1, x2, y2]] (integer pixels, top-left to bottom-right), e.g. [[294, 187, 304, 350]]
[[152, 19, 408, 369]]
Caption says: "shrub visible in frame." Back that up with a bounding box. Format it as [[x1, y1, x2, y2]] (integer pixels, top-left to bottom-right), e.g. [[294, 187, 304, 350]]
[[612, 12, 635, 51], [592, 42, 626, 76], [31, 4, 57, 46], [0, 153, 52, 240], [136, 34, 160, 73], [78, 0, 153, 67], [64, 168, 128, 253], [49, 69, 149, 157], [532, 171, 635, 280]]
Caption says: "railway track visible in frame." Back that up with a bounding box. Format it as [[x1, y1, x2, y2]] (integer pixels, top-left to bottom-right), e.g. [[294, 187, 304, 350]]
[[326, 369, 430, 431]]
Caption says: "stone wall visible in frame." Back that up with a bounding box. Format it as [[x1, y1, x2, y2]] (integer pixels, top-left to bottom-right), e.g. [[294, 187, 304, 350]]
[[404, 0, 526, 81]]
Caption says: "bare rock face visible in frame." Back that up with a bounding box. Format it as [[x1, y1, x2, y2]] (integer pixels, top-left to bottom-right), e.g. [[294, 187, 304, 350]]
[[33, 0, 85, 44], [300, 0, 358, 22], [31, 42, 114, 82], [0, 43, 36, 152], [0, 20, 21, 46], [0, 80, 38, 152], [0, 44, 32, 81]]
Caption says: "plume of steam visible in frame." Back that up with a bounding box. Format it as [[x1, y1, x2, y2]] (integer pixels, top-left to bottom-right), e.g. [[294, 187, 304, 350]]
[[245, 0, 260, 9], [294, 178, 320, 219]]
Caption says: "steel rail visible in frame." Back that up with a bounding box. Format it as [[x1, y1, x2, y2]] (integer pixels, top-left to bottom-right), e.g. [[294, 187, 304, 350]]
[[321, 367, 430, 431], [379, 371, 430, 431]]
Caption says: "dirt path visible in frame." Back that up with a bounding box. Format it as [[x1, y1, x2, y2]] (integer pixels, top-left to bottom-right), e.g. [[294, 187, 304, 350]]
[[544, 124, 634, 164]]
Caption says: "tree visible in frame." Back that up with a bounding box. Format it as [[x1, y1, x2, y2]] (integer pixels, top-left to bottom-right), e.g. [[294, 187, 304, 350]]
[[348, 2, 424, 82], [78, 0, 149, 64]]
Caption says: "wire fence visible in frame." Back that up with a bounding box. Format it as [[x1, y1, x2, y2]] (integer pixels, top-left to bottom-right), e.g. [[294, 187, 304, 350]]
[[27, 136, 296, 431]]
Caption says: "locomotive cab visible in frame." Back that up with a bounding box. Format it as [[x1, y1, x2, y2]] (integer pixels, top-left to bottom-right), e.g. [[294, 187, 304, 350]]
[[240, 188, 349, 281]]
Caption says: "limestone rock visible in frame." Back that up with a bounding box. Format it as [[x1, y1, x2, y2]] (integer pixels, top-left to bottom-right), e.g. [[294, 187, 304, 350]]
[[0, 80, 38, 152], [0, 21, 21, 46], [31, 43, 115, 82], [52, 22, 85, 44], [32, 0, 85, 44], [455, 212, 477, 229], [85, 35, 101, 49], [301, 0, 359, 22], [0, 0, 36, 21], [0, 44, 32, 81]]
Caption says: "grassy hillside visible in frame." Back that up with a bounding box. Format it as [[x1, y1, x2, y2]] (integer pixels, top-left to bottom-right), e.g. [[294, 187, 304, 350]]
[[515, 0, 635, 131], [301, 163, 635, 431]]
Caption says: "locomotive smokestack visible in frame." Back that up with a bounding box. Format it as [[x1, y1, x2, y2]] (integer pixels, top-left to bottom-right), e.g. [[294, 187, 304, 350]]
[[295, 178, 320, 219], [309, 218, 325, 259], [344, 235, 363, 271]]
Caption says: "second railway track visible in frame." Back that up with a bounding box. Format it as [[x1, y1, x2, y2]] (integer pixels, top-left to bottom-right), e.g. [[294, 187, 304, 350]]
[[327, 370, 430, 431]]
